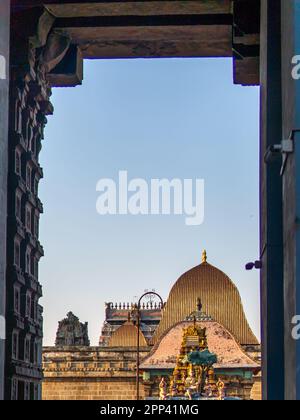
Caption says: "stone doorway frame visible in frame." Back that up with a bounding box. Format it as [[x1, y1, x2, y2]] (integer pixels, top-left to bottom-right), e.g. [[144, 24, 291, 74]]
[[1, 0, 299, 400]]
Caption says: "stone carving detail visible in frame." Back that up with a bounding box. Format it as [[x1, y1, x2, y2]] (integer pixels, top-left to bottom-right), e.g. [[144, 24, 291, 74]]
[[5, 35, 55, 398], [55, 312, 90, 347], [5, 10, 76, 396]]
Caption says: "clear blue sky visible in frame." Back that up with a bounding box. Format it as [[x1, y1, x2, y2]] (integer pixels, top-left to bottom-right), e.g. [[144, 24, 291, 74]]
[[39, 58, 260, 346]]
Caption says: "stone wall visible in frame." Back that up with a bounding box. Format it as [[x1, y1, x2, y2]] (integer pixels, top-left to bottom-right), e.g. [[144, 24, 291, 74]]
[[42, 346, 149, 401], [43, 379, 140, 401], [43, 346, 261, 400], [250, 374, 262, 401]]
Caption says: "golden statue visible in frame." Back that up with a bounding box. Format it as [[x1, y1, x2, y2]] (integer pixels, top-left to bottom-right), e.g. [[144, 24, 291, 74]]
[[168, 318, 218, 399], [204, 378, 214, 398], [169, 379, 178, 398], [159, 377, 167, 400], [216, 378, 225, 400], [159, 300, 226, 400], [184, 368, 199, 400]]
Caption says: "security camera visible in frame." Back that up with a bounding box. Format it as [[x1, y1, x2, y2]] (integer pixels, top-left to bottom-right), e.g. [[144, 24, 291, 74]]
[[245, 260, 262, 271], [254, 260, 263, 269], [245, 262, 255, 271]]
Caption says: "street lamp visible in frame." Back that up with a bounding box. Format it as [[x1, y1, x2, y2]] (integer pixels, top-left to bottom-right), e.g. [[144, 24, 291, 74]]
[[135, 291, 164, 400]]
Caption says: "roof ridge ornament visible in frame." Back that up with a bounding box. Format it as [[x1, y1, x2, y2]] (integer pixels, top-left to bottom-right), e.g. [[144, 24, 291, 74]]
[[185, 299, 214, 323], [202, 249, 207, 264]]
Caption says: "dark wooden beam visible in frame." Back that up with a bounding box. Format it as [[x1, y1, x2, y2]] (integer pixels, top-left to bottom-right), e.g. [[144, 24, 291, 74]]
[[11, 1, 261, 82], [233, 56, 259, 86], [47, 1, 232, 17], [233, 0, 261, 35], [60, 24, 232, 59], [232, 0, 260, 86], [49, 6, 233, 59], [54, 13, 233, 27], [13, 1, 231, 16], [80, 39, 231, 60]]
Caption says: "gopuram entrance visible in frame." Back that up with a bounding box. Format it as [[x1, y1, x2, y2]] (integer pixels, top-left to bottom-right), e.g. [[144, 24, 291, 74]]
[[1, 0, 300, 400]]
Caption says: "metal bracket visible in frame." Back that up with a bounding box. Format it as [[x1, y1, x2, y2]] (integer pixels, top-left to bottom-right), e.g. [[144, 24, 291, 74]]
[[281, 129, 300, 176], [264, 137, 294, 162], [264, 130, 300, 176]]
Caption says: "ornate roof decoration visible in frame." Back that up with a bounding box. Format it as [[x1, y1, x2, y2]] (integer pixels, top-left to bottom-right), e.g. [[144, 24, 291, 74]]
[[55, 312, 90, 347], [140, 321, 260, 371], [186, 349, 217, 367], [167, 322, 218, 397], [185, 298, 214, 322]]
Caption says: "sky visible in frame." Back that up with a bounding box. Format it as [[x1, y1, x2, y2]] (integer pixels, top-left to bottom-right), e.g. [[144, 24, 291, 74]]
[[39, 58, 260, 346]]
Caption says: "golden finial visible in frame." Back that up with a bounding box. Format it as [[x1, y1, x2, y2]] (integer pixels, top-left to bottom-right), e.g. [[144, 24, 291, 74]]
[[202, 250, 207, 264]]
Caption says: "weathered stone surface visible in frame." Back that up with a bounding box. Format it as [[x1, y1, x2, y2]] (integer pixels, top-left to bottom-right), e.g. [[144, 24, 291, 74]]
[[55, 312, 90, 347], [5, 33, 51, 399], [42, 346, 149, 400]]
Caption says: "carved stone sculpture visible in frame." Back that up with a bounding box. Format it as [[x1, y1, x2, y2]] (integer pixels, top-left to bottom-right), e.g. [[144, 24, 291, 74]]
[[55, 312, 90, 346]]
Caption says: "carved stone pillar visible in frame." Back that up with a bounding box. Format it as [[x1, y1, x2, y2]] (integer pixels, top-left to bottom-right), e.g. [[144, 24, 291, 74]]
[[6, 43, 51, 401], [6, 8, 70, 400]]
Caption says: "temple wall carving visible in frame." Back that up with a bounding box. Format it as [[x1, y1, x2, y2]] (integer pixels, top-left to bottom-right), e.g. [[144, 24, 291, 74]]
[[6, 8, 71, 398], [6, 39, 52, 399], [42, 347, 149, 400]]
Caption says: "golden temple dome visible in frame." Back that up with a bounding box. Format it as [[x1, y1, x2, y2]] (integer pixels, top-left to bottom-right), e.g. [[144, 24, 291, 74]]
[[153, 251, 258, 346], [108, 321, 148, 347]]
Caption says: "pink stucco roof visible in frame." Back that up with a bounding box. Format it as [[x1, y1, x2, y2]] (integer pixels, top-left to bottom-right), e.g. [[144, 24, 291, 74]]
[[140, 321, 259, 371]]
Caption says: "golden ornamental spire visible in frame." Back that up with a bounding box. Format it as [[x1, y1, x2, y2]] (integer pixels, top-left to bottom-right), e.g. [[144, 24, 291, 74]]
[[202, 250, 207, 264]]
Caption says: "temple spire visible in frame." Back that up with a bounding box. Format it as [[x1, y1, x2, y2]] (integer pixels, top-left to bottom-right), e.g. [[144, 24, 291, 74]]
[[202, 249, 207, 264]]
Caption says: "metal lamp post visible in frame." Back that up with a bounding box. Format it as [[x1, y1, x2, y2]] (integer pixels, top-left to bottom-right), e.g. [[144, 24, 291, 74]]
[[135, 292, 164, 400]]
